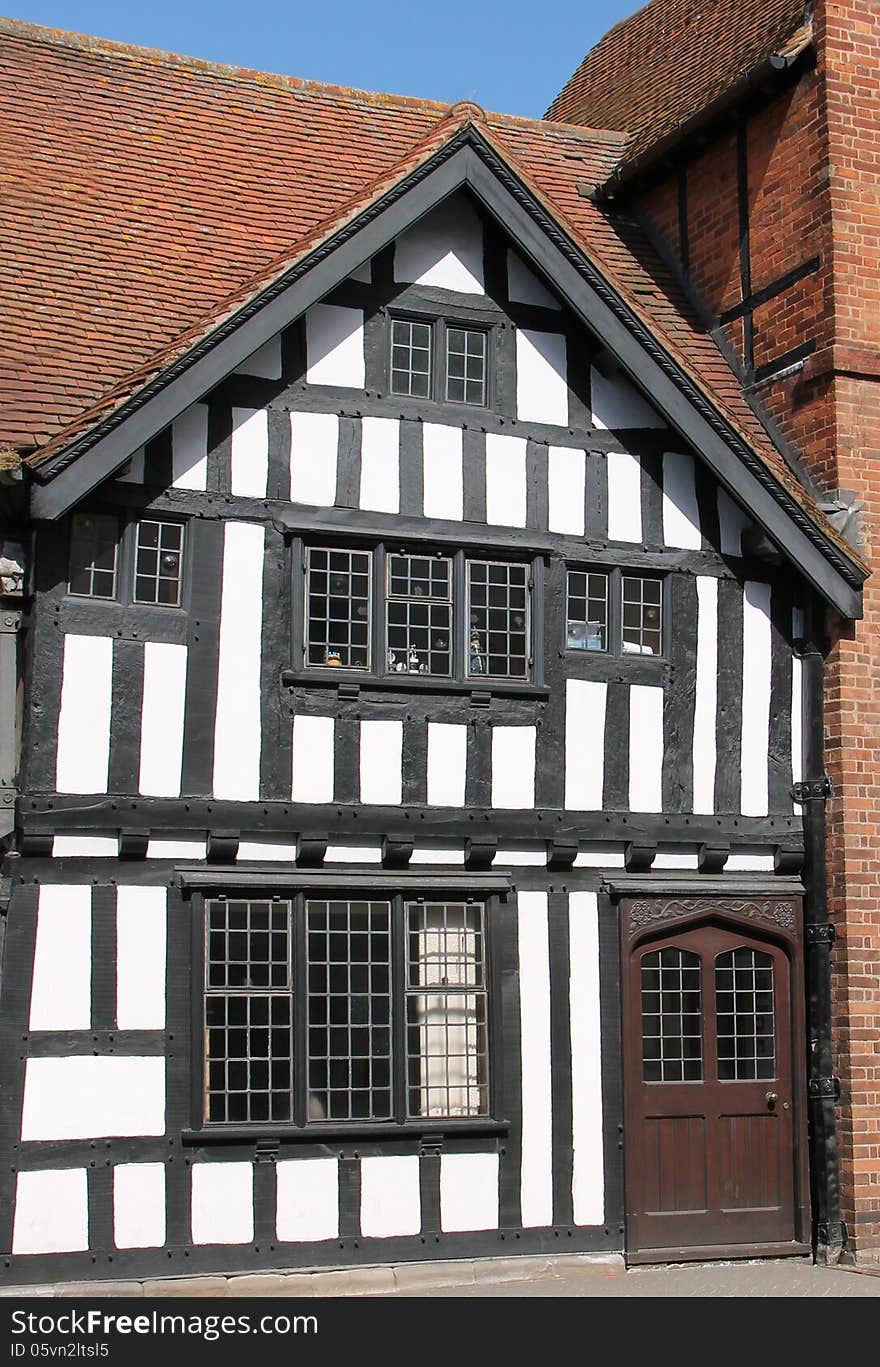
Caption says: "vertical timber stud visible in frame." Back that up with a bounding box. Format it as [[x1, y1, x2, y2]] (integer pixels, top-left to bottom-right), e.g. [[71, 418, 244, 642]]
[[797, 608, 844, 1263]]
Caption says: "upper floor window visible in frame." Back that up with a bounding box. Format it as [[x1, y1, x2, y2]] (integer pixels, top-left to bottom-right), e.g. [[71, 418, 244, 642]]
[[566, 568, 664, 656], [303, 543, 531, 680], [68, 511, 186, 608], [68, 513, 118, 600], [389, 316, 490, 408]]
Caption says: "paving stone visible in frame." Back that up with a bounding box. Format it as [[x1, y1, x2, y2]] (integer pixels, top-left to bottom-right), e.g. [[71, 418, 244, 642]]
[[393, 1259, 476, 1291], [310, 1267, 397, 1296], [0, 1285, 57, 1298], [142, 1277, 229, 1297], [473, 1255, 554, 1283], [544, 1253, 626, 1277], [57, 1282, 144, 1298], [227, 1273, 315, 1297]]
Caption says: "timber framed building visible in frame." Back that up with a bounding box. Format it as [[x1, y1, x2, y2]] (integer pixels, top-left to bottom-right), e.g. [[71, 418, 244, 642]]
[[0, 2, 876, 1281]]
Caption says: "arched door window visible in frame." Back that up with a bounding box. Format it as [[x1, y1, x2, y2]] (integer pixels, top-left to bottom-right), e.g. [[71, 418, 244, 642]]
[[714, 947, 775, 1081], [640, 947, 702, 1082]]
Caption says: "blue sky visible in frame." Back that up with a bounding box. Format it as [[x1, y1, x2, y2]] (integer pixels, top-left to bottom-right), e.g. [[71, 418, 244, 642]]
[[8, 1, 639, 117]]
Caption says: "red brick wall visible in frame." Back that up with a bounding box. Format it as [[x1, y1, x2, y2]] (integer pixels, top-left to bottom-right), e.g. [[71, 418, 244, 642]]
[[633, 0, 880, 1255], [815, 0, 880, 1255]]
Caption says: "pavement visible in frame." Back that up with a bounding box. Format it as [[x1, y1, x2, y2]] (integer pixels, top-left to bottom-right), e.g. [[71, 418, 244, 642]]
[[3, 1253, 880, 1298]]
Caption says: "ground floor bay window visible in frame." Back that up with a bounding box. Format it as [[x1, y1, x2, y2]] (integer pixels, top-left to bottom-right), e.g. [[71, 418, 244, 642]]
[[196, 889, 494, 1133]]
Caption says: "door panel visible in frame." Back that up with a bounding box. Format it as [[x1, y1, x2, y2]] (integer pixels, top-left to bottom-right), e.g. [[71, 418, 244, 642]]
[[622, 901, 806, 1258]]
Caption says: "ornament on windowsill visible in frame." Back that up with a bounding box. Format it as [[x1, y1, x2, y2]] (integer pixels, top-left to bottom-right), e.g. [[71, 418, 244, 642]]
[[469, 632, 486, 674], [408, 647, 421, 673], [325, 649, 342, 667]]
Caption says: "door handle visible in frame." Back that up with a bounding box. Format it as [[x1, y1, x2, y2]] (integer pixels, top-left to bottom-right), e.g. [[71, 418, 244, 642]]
[[765, 1091, 778, 1109]]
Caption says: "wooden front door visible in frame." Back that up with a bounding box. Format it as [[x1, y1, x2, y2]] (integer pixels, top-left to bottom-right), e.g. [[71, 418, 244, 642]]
[[621, 897, 810, 1261]]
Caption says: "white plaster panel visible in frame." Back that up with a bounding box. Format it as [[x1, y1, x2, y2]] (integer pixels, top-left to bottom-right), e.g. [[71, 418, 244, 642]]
[[591, 366, 664, 429], [440, 1153, 499, 1232], [393, 195, 484, 293], [573, 844, 626, 868], [359, 416, 400, 514], [21, 1057, 166, 1140], [569, 892, 604, 1226], [491, 726, 536, 810], [628, 684, 664, 813], [409, 842, 466, 865], [234, 335, 282, 380], [662, 450, 702, 549], [349, 260, 372, 284], [422, 423, 463, 521], [692, 576, 718, 815], [213, 521, 264, 801], [791, 606, 805, 804], [516, 329, 568, 427], [726, 848, 775, 871], [138, 641, 187, 797], [117, 447, 145, 484], [237, 839, 298, 862], [741, 581, 772, 817], [289, 411, 339, 507], [324, 840, 383, 863], [12, 1169, 88, 1255], [485, 433, 527, 527], [548, 445, 586, 536], [360, 719, 403, 805], [276, 1157, 339, 1242], [517, 891, 553, 1228], [291, 714, 335, 804], [113, 1163, 166, 1249], [231, 407, 269, 498], [56, 633, 113, 794], [564, 679, 607, 811], [652, 847, 701, 869], [718, 487, 753, 556], [171, 404, 208, 491], [191, 1162, 254, 1246], [116, 885, 167, 1031], [52, 835, 118, 857], [29, 884, 91, 1031], [426, 721, 467, 807], [305, 303, 365, 388], [360, 1155, 421, 1238], [146, 837, 206, 859], [495, 844, 546, 866], [507, 249, 560, 309], [606, 450, 643, 543]]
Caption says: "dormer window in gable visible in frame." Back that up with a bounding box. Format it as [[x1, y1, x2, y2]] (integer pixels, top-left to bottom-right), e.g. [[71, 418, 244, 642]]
[[389, 315, 490, 409]]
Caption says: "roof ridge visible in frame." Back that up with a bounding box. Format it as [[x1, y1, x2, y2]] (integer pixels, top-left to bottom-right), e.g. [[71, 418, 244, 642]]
[[0, 15, 626, 139], [0, 17, 456, 113]]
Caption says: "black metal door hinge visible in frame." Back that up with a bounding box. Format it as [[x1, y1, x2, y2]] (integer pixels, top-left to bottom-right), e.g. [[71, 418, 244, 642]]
[[808, 1076, 841, 1102], [806, 922, 837, 946], [791, 776, 831, 804]]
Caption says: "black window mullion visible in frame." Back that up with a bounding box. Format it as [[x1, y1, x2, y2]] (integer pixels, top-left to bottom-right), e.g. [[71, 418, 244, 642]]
[[294, 891, 307, 1128], [291, 535, 305, 670], [191, 892, 208, 1130], [374, 542, 386, 676], [486, 895, 503, 1122], [610, 567, 622, 652], [530, 557, 543, 686], [453, 551, 467, 682], [392, 894, 407, 1124]]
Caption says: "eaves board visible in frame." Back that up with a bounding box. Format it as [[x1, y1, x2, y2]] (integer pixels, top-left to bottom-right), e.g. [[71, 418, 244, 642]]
[[29, 131, 863, 619]]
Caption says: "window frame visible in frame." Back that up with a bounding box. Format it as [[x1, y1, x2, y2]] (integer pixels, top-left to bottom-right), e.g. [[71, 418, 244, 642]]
[[66, 508, 188, 611], [300, 539, 536, 685], [387, 312, 494, 412], [186, 878, 507, 1142], [565, 564, 666, 660]]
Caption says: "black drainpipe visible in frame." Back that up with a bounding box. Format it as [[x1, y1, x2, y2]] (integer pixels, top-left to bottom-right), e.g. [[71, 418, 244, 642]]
[[797, 604, 844, 1264]]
